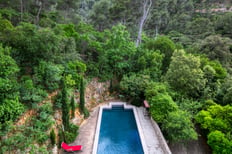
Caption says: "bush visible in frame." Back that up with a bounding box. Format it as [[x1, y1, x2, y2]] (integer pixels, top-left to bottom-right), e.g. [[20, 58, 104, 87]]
[[0, 99, 25, 124], [162, 110, 197, 142], [120, 73, 150, 106], [20, 76, 48, 105], [83, 107, 90, 118], [207, 130, 232, 154], [34, 61, 64, 91], [65, 124, 79, 143], [58, 124, 79, 144], [148, 94, 178, 123]]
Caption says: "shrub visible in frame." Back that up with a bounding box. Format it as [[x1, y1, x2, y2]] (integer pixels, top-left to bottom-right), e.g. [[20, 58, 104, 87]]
[[0, 99, 25, 124], [120, 73, 150, 106], [148, 94, 178, 123], [83, 107, 90, 118], [207, 130, 232, 154], [162, 110, 197, 142], [34, 61, 64, 91], [20, 76, 48, 105], [65, 124, 79, 143]]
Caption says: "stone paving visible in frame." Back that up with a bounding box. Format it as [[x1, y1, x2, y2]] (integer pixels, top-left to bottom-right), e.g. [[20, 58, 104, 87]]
[[63, 103, 169, 154], [136, 107, 165, 154]]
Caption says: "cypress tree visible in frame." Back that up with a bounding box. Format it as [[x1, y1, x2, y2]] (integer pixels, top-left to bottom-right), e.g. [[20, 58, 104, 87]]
[[79, 76, 85, 113], [71, 95, 75, 118], [61, 78, 70, 131], [50, 129, 56, 145]]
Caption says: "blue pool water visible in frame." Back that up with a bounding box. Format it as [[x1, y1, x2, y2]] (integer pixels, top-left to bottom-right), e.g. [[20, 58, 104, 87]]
[[97, 106, 144, 154]]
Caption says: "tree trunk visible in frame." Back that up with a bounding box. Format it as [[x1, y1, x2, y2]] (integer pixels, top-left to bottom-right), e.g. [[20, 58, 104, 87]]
[[136, 0, 152, 47], [20, 0, 23, 21], [35, 1, 42, 25]]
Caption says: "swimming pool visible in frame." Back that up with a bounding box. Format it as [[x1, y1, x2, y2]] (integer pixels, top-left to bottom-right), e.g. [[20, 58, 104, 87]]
[[92, 103, 146, 154]]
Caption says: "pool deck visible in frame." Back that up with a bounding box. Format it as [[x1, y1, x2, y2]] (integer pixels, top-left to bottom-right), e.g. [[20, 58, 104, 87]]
[[65, 102, 170, 154]]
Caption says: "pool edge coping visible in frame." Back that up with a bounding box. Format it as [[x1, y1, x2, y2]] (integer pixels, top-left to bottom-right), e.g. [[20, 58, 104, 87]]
[[92, 102, 148, 154]]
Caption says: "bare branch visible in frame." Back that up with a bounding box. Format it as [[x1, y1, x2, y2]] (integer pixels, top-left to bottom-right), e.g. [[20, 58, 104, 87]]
[[136, 0, 152, 47]]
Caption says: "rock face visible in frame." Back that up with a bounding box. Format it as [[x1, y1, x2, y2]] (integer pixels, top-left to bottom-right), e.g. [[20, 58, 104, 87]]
[[84, 78, 112, 110]]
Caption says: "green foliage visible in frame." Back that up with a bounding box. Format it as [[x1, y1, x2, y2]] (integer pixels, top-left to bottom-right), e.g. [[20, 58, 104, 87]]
[[145, 82, 197, 142], [71, 95, 75, 118], [165, 50, 206, 98], [0, 44, 25, 129], [200, 56, 226, 100], [61, 78, 70, 131], [0, 0, 232, 150], [1, 103, 54, 153], [50, 129, 56, 146], [133, 48, 163, 81], [120, 73, 150, 106], [0, 45, 19, 78], [195, 104, 232, 132], [149, 94, 178, 123], [20, 76, 48, 105], [195, 104, 232, 153], [215, 13, 232, 38], [64, 124, 79, 144], [0, 99, 25, 124], [185, 17, 214, 39], [65, 60, 86, 87], [207, 130, 232, 154], [54, 91, 62, 109], [162, 110, 198, 142], [145, 82, 178, 123], [216, 76, 232, 105], [79, 76, 85, 113], [145, 82, 169, 99], [144, 36, 176, 73], [0, 44, 19, 100], [176, 99, 203, 118], [34, 61, 64, 91], [89, 0, 112, 31], [83, 107, 90, 119], [198, 35, 232, 69], [223, 88, 232, 105], [104, 24, 136, 79]]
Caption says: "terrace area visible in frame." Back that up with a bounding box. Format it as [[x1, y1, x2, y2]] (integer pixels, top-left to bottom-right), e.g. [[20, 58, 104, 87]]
[[66, 102, 171, 154]]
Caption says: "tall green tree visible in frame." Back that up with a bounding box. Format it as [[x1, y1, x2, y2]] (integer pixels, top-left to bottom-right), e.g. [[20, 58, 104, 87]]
[[0, 45, 19, 100], [71, 95, 75, 118], [79, 76, 85, 113], [165, 50, 206, 98], [61, 78, 69, 131], [104, 24, 136, 80], [144, 36, 176, 73], [198, 35, 232, 69], [89, 0, 112, 31], [215, 12, 232, 38], [0, 44, 24, 130]]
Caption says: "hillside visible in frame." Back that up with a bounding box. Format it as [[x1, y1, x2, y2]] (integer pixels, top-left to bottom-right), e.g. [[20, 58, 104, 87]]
[[0, 0, 232, 153]]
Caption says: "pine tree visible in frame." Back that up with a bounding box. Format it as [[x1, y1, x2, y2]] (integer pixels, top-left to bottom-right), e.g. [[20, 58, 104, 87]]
[[79, 76, 85, 113], [61, 78, 70, 131], [71, 95, 75, 118]]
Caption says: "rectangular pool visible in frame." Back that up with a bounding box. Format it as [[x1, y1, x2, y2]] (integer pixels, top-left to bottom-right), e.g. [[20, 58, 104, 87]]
[[93, 103, 145, 154]]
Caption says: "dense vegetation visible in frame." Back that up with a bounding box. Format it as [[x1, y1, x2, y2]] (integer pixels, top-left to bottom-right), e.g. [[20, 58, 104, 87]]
[[0, 0, 232, 153]]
